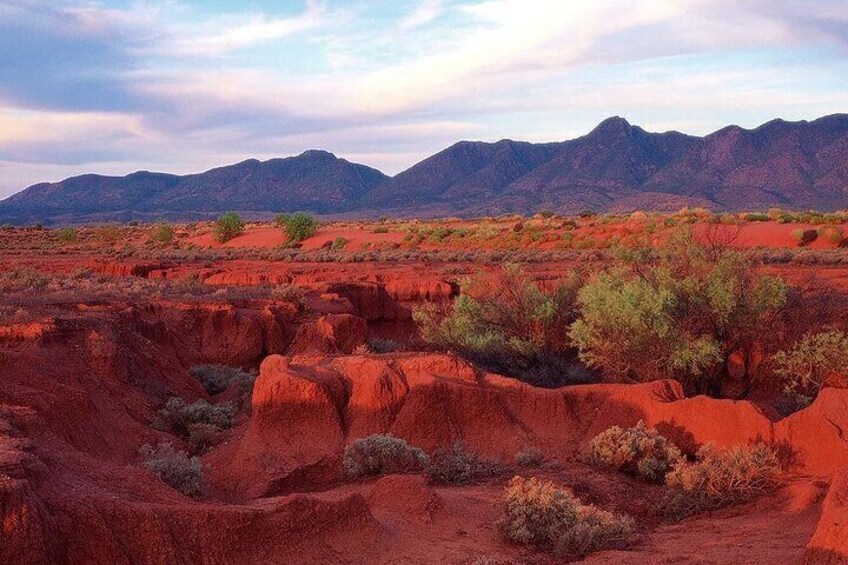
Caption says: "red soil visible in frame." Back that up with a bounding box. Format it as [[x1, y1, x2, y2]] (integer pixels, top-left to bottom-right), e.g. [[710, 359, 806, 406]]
[[3, 217, 848, 563]]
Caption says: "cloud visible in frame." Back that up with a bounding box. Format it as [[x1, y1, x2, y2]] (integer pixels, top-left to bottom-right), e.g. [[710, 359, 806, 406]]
[[1, 0, 848, 199], [165, 0, 326, 56], [399, 0, 444, 29]]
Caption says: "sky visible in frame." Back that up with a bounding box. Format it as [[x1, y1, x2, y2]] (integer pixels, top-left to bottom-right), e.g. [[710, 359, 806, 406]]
[[0, 0, 847, 198]]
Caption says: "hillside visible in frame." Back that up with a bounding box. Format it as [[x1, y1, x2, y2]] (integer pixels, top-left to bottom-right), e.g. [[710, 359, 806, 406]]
[[2, 115, 847, 223]]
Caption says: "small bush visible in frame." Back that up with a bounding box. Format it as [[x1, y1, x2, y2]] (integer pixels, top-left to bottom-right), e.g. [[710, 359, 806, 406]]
[[372, 226, 389, 234], [585, 421, 683, 483], [186, 423, 222, 454], [150, 222, 174, 246], [663, 443, 780, 520], [343, 434, 429, 478], [140, 442, 202, 496], [152, 397, 235, 436], [744, 213, 769, 222], [499, 476, 634, 556], [213, 212, 245, 243], [427, 442, 503, 485], [276, 212, 318, 242], [514, 446, 544, 467], [773, 330, 848, 400], [190, 364, 255, 395], [57, 227, 78, 243], [791, 228, 818, 247], [363, 338, 400, 353], [330, 236, 348, 250]]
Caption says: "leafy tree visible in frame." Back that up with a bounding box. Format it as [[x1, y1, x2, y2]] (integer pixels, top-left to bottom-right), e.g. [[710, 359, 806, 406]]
[[275, 212, 318, 242], [570, 233, 787, 397], [213, 212, 244, 243], [773, 330, 848, 401]]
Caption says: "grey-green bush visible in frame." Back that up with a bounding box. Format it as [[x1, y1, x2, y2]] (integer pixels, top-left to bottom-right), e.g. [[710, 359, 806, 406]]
[[343, 434, 429, 478]]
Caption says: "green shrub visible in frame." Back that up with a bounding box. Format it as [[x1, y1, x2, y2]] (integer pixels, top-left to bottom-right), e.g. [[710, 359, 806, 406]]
[[57, 227, 78, 243], [539, 210, 555, 219], [498, 476, 634, 556], [744, 213, 769, 222], [662, 443, 780, 520], [140, 442, 202, 496], [330, 236, 348, 250], [190, 364, 255, 395], [372, 226, 389, 234], [773, 330, 848, 401], [791, 228, 818, 247], [414, 264, 583, 387], [585, 421, 683, 483], [276, 212, 318, 242], [570, 234, 787, 396], [427, 441, 503, 485], [343, 434, 429, 478], [213, 212, 244, 243], [150, 222, 174, 246]]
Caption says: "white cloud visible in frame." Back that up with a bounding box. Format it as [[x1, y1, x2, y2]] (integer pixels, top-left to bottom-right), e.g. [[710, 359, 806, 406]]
[[400, 0, 444, 30]]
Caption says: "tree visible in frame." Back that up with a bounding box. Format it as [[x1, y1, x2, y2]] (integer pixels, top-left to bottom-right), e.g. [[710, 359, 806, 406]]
[[773, 330, 848, 401], [275, 212, 318, 242], [570, 233, 787, 397], [213, 212, 244, 243]]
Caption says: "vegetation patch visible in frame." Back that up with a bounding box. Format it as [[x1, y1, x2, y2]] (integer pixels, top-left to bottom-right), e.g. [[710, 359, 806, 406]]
[[343, 434, 429, 478], [140, 442, 202, 496], [499, 476, 634, 557], [585, 421, 683, 483]]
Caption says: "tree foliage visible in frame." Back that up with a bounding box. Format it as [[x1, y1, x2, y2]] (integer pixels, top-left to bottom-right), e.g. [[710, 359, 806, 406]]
[[275, 212, 318, 242], [773, 330, 848, 400], [213, 212, 245, 243], [569, 233, 787, 396]]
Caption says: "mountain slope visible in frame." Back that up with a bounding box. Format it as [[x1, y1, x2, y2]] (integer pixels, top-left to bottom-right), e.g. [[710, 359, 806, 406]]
[[0, 150, 388, 222], [2, 114, 847, 223]]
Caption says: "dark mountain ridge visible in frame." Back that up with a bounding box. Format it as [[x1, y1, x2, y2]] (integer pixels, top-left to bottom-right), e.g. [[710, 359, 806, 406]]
[[2, 114, 847, 224]]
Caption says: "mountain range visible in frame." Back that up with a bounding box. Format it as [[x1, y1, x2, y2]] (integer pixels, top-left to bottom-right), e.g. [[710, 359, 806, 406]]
[[2, 114, 847, 224]]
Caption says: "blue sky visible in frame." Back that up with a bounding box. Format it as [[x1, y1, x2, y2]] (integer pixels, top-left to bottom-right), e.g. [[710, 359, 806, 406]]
[[0, 0, 847, 197]]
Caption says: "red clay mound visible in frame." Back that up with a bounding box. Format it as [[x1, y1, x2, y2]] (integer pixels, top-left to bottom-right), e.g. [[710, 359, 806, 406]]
[[209, 353, 808, 499], [776, 388, 848, 476], [806, 467, 848, 564], [290, 313, 368, 354]]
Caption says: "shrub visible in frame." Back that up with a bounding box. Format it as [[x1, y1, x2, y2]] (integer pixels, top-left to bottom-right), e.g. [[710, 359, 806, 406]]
[[140, 442, 202, 496], [570, 233, 787, 397], [57, 227, 78, 243], [539, 210, 555, 219], [150, 222, 174, 246], [190, 364, 255, 395], [330, 236, 348, 250], [343, 434, 429, 478], [414, 264, 583, 387], [365, 337, 401, 353], [585, 421, 683, 483], [663, 443, 780, 520], [773, 330, 848, 401], [498, 476, 634, 556], [791, 229, 818, 247], [744, 213, 769, 222], [152, 397, 235, 436], [186, 423, 224, 454], [427, 441, 503, 485], [213, 212, 245, 243], [514, 446, 544, 467], [372, 226, 389, 234], [276, 212, 318, 242]]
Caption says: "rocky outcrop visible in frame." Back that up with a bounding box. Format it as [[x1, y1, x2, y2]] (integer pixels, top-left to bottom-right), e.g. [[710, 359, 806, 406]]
[[805, 468, 848, 564]]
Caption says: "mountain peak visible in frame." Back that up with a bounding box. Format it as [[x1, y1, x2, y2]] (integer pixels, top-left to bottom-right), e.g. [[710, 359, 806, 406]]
[[589, 116, 632, 137]]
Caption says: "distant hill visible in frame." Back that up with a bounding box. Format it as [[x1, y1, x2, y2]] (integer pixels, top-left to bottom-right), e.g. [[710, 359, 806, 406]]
[[2, 115, 848, 224]]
